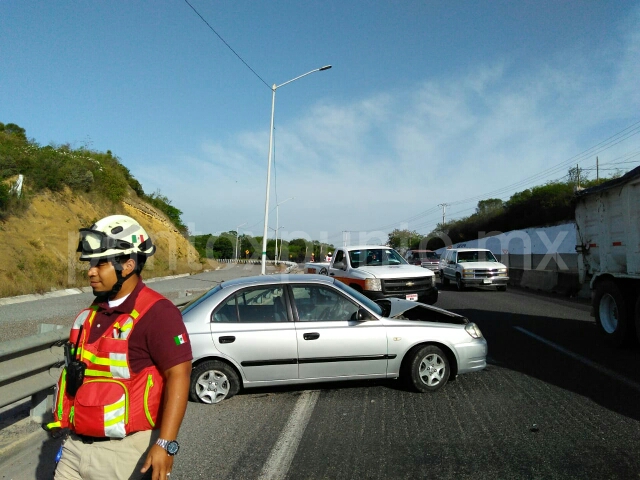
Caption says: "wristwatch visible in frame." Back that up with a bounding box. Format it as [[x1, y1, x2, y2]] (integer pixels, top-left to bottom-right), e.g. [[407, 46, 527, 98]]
[[156, 438, 180, 456]]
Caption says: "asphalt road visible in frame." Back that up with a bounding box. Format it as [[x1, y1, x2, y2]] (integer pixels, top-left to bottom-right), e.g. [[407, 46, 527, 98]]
[[2, 279, 640, 479]]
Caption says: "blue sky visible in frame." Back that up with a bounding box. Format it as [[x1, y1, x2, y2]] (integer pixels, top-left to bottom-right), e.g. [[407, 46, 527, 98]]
[[2, 1, 640, 246]]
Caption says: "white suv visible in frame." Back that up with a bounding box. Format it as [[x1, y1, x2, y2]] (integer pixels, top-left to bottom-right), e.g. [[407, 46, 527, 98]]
[[439, 248, 508, 291]]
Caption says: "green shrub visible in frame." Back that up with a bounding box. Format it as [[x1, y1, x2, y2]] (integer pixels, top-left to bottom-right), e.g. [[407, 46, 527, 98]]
[[0, 182, 10, 209]]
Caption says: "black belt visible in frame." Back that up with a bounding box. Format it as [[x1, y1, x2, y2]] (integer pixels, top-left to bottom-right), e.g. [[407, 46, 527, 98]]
[[76, 434, 113, 444]]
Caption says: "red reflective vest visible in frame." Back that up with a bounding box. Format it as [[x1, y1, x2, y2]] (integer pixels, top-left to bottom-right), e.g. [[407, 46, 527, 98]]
[[48, 286, 166, 438]]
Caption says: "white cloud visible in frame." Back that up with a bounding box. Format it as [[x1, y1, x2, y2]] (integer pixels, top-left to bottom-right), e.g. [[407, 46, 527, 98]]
[[149, 9, 640, 243]]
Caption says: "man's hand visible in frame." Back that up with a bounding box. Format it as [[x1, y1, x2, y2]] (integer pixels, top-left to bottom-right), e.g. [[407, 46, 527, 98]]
[[140, 444, 174, 479], [140, 361, 190, 479]]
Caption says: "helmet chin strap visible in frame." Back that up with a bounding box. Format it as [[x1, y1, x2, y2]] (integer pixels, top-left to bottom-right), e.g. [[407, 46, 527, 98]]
[[98, 258, 136, 300]]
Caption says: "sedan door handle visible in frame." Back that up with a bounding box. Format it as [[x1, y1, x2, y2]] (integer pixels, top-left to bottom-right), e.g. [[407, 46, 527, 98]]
[[303, 332, 320, 341], [219, 336, 236, 344]]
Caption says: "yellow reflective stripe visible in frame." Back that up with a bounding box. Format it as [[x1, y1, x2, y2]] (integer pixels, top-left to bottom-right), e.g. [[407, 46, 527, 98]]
[[84, 369, 113, 378], [46, 421, 62, 430], [119, 323, 133, 332], [85, 379, 129, 424], [69, 406, 75, 425], [104, 413, 125, 427], [143, 375, 155, 428], [130, 309, 139, 319], [57, 369, 67, 420], [82, 350, 127, 367], [104, 399, 125, 413], [86, 308, 98, 326]]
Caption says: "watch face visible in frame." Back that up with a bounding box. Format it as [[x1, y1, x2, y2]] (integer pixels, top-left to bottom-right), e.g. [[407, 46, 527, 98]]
[[166, 440, 180, 456]]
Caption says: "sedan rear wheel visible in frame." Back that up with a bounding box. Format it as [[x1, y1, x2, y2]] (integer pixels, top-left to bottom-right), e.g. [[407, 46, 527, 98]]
[[190, 360, 240, 404], [405, 345, 450, 393]]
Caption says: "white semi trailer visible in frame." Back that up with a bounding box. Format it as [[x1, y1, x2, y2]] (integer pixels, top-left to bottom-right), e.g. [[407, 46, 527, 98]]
[[575, 166, 640, 346]]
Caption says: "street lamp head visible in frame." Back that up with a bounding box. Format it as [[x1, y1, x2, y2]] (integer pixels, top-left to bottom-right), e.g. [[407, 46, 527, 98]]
[[261, 64, 332, 274]]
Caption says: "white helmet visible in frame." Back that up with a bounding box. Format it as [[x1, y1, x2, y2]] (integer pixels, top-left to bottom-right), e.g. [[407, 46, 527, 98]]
[[77, 215, 155, 261]]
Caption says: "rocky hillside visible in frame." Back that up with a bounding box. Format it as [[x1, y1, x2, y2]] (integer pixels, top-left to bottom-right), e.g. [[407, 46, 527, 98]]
[[0, 187, 205, 298]]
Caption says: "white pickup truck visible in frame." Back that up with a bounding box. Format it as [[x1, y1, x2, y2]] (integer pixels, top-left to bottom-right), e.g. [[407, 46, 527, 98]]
[[304, 245, 438, 305]]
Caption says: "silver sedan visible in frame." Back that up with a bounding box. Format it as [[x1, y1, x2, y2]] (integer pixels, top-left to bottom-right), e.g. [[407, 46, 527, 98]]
[[181, 274, 487, 404]]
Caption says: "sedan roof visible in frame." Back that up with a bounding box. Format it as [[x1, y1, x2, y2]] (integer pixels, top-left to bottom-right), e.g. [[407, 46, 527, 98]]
[[220, 274, 335, 290]]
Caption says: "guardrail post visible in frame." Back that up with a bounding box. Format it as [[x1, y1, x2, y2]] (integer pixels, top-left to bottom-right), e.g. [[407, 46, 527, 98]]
[[30, 387, 54, 423]]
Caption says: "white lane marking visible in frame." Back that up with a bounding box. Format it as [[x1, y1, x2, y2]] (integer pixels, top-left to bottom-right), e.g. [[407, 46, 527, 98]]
[[258, 390, 320, 480], [514, 326, 640, 393]]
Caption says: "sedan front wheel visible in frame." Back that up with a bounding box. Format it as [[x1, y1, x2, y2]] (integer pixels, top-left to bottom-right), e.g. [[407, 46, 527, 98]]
[[190, 360, 240, 404], [405, 345, 450, 393]]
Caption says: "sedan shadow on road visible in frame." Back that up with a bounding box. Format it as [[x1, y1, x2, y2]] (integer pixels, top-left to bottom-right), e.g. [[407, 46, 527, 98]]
[[453, 306, 640, 423], [232, 376, 411, 402]]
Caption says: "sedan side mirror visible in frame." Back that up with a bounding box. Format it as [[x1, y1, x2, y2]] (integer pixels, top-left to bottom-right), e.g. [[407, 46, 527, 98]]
[[354, 308, 374, 321]]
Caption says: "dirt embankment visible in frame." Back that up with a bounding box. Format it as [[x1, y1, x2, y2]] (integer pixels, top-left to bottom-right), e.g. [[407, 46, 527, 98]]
[[0, 188, 205, 298]]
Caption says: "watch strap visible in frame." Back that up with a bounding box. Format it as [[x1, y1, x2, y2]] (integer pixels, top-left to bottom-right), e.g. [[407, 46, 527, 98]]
[[156, 438, 179, 455]]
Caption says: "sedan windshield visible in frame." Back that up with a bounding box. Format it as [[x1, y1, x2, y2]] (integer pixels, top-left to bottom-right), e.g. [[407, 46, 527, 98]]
[[334, 280, 383, 316], [180, 285, 222, 316], [349, 248, 407, 268]]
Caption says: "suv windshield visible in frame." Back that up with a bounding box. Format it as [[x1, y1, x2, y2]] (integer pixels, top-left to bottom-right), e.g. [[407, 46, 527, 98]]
[[349, 248, 407, 268], [457, 250, 498, 263]]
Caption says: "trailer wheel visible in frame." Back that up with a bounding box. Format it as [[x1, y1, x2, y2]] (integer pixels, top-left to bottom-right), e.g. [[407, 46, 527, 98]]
[[593, 279, 631, 347]]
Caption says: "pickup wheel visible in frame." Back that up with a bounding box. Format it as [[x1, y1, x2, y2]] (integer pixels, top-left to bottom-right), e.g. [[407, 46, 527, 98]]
[[455, 274, 466, 291], [593, 279, 632, 347], [440, 271, 450, 287]]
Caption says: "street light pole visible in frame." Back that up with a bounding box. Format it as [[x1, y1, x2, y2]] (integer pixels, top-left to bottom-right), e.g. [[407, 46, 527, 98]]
[[269, 226, 284, 264], [261, 65, 332, 275], [235, 222, 246, 263], [275, 196, 294, 264]]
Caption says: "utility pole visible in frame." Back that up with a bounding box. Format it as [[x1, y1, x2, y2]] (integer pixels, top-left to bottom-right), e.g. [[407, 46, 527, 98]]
[[577, 163, 580, 188], [596, 156, 599, 182], [438, 203, 449, 226]]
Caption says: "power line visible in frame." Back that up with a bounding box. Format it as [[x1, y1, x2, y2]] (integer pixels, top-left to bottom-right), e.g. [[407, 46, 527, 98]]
[[374, 119, 640, 232], [183, 0, 270, 89]]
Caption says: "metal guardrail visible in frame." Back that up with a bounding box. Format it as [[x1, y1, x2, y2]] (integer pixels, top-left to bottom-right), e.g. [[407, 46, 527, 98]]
[[0, 327, 70, 423], [216, 259, 300, 274], [0, 263, 301, 423]]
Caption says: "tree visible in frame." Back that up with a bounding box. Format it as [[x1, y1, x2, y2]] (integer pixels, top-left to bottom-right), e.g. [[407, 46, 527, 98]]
[[387, 229, 422, 251], [567, 166, 588, 187], [212, 235, 234, 259], [476, 198, 504, 216], [0, 122, 27, 141]]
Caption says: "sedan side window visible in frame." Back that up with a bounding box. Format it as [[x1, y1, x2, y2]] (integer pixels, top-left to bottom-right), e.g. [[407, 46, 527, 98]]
[[292, 285, 359, 322], [212, 286, 288, 323]]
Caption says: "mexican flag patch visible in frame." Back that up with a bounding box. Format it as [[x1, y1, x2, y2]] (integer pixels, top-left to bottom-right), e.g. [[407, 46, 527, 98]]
[[174, 334, 187, 346]]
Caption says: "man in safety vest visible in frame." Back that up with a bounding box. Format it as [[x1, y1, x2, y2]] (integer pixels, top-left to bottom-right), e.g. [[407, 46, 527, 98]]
[[49, 215, 192, 480]]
